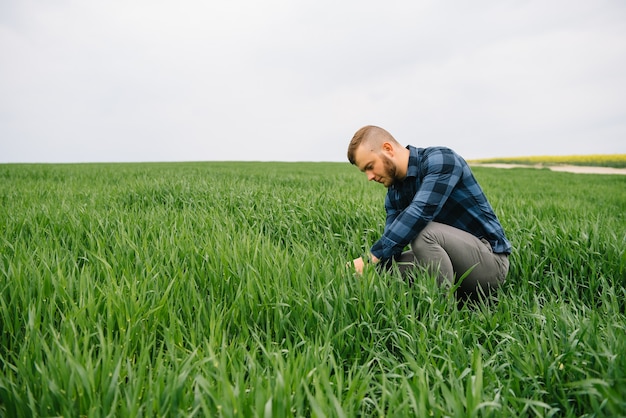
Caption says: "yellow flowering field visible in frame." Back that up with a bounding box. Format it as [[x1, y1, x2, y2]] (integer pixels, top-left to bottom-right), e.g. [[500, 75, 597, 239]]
[[469, 154, 626, 168]]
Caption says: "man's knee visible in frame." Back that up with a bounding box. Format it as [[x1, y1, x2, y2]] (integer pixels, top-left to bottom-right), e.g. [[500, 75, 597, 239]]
[[411, 222, 443, 254]]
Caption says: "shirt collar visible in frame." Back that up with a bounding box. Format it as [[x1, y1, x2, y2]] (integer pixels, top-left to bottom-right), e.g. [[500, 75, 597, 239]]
[[390, 145, 419, 191], [405, 145, 419, 179]]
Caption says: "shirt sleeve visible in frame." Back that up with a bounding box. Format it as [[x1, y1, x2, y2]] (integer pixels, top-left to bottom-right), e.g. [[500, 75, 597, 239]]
[[370, 148, 463, 261]]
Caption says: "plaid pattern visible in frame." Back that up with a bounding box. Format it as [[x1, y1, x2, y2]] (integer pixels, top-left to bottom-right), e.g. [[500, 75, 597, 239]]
[[370, 146, 512, 261]]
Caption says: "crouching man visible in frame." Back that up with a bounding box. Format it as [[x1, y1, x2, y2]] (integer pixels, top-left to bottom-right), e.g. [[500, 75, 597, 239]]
[[347, 125, 512, 302]]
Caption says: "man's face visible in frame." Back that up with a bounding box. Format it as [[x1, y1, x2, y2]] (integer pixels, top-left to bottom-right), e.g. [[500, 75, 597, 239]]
[[354, 144, 398, 188]]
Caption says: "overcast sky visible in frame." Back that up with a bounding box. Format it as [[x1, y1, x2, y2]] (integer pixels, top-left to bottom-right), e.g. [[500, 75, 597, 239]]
[[1, 0, 625, 163]]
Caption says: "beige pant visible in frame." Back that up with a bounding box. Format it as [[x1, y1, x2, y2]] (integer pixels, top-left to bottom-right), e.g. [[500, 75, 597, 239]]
[[394, 222, 509, 301]]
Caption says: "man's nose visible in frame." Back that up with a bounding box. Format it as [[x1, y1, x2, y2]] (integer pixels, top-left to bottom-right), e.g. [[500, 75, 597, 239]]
[[367, 171, 375, 181]]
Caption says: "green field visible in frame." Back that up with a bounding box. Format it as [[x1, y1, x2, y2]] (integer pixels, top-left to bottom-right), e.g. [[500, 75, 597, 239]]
[[1, 162, 625, 417]]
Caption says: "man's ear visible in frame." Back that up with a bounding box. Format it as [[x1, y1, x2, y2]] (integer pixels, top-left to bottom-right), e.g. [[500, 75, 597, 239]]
[[381, 141, 394, 156]]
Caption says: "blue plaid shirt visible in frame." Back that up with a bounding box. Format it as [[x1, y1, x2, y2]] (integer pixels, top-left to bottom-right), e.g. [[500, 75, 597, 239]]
[[370, 146, 512, 261]]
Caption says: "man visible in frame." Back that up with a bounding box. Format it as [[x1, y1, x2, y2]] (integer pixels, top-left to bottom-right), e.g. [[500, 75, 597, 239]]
[[347, 125, 511, 301]]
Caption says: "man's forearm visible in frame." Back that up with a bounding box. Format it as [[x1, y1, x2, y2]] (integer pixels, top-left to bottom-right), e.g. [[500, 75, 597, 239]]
[[366, 253, 380, 264]]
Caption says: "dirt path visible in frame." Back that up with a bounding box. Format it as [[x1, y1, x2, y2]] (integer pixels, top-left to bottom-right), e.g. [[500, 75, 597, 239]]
[[471, 163, 626, 175]]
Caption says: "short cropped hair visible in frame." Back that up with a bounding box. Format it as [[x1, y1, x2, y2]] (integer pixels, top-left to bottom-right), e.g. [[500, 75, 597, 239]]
[[347, 125, 397, 164]]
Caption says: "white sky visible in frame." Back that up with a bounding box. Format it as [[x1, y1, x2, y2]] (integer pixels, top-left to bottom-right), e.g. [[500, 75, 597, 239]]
[[1, 0, 625, 163]]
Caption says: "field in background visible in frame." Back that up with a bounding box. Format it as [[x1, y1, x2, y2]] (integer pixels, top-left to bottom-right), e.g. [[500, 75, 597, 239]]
[[469, 154, 626, 168], [1, 162, 625, 416]]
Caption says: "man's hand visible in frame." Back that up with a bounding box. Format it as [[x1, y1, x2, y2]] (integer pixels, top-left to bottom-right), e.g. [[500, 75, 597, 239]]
[[351, 257, 365, 274], [348, 254, 380, 274]]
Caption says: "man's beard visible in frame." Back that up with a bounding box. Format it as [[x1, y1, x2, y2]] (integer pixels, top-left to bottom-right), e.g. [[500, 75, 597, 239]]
[[381, 154, 398, 187]]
